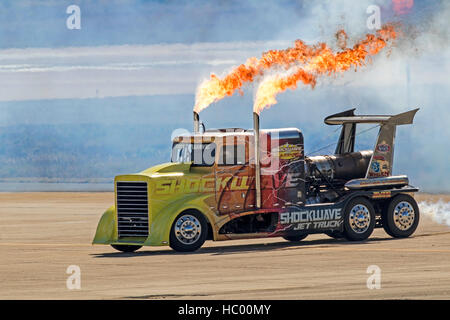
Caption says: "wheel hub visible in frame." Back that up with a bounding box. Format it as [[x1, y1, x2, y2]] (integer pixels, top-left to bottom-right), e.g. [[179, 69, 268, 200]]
[[175, 215, 201, 245], [393, 201, 415, 230], [349, 204, 371, 234]]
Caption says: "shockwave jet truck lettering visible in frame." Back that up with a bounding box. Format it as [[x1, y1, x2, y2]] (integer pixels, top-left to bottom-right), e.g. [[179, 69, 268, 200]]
[[93, 108, 420, 252]]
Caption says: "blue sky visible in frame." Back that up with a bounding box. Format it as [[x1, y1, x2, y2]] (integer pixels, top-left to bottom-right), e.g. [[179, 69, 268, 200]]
[[0, 0, 310, 48], [0, 0, 437, 48], [0, 0, 449, 192]]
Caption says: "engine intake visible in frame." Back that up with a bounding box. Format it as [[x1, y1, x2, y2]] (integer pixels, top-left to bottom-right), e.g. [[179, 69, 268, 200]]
[[305, 150, 373, 182]]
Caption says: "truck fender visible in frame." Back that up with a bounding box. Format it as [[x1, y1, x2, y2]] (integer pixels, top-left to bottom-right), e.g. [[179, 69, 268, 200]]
[[144, 194, 216, 246], [92, 205, 116, 244]]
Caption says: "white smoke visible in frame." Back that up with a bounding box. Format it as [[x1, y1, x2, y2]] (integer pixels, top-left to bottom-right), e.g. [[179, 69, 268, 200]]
[[419, 200, 450, 227]]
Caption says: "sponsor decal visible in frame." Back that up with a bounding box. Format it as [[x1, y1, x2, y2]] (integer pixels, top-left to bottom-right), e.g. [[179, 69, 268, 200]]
[[360, 178, 405, 186], [376, 143, 391, 153], [272, 143, 303, 160], [154, 176, 250, 194], [373, 155, 385, 161], [280, 208, 342, 230], [292, 220, 342, 230], [371, 161, 381, 173], [372, 191, 391, 199], [370, 159, 390, 177]]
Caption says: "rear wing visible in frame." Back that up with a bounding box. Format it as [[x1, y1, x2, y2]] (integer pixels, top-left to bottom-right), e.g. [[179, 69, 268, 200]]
[[325, 108, 419, 126], [325, 108, 419, 178]]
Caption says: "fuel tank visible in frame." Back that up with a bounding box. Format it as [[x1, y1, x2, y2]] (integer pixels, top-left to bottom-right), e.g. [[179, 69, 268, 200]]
[[305, 150, 373, 181]]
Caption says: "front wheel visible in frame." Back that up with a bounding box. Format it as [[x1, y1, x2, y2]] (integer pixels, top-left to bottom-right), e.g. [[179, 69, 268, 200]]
[[382, 194, 419, 238], [111, 244, 142, 253], [169, 211, 207, 252], [283, 234, 308, 242], [343, 197, 376, 241]]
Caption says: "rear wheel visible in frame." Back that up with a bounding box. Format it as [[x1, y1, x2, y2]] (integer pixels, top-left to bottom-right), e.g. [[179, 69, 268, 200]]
[[111, 244, 142, 253], [343, 197, 376, 241], [169, 211, 207, 252], [283, 234, 308, 242], [382, 194, 419, 238]]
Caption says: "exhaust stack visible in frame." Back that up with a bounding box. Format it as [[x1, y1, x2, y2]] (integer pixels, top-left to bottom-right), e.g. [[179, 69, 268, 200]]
[[253, 112, 261, 208], [193, 111, 200, 133]]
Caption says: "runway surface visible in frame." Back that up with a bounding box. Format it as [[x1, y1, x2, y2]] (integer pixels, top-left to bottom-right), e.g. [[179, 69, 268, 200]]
[[0, 192, 449, 299]]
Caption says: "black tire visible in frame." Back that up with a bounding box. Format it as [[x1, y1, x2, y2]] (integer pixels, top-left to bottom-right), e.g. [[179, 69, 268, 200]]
[[343, 197, 376, 241], [325, 230, 344, 239], [283, 234, 308, 242], [111, 244, 142, 253], [169, 211, 207, 252], [382, 194, 419, 238]]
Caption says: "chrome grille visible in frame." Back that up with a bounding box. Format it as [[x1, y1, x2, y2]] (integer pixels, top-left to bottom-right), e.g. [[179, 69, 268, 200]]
[[116, 181, 149, 237]]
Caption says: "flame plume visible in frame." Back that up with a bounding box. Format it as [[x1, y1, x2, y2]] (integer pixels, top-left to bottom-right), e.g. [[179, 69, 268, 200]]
[[194, 40, 326, 113], [193, 24, 397, 114], [253, 24, 398, 114]]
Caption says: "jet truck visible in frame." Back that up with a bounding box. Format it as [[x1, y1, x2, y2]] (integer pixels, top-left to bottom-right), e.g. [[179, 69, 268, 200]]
[[93, 108, 420, 252]]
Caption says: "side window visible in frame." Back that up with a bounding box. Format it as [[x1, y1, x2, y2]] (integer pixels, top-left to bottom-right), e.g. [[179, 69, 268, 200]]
[[219, 144, 246, 166]]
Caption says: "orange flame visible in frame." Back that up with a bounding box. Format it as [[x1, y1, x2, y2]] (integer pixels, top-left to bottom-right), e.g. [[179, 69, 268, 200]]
[[253, 24, 398, 114], [194, 40, 326, 113]]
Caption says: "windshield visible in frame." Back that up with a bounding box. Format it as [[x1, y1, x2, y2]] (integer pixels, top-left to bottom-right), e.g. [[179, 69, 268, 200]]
[[171, 142, 216, 166]]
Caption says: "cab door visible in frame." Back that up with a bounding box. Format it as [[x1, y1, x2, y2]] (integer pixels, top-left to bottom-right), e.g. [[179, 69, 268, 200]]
[[215, 136, 254, 215]]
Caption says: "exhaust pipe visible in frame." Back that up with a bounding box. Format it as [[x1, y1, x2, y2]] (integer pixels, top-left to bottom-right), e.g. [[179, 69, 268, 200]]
[[193, 111, 200, 133], [253, 112, 261, 208]]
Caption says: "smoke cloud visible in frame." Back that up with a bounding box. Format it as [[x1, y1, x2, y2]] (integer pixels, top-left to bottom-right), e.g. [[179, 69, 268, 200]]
[[419, 200, 450, 227]]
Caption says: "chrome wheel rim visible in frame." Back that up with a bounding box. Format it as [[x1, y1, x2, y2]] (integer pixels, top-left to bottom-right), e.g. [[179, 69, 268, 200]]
[[174, 215, 201, 245], [349, 204, 371, 234], [393, 201, 415, 230]]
